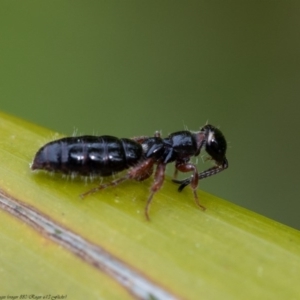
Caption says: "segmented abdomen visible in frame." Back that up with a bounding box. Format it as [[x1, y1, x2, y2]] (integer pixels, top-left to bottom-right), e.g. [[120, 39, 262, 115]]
[[31, 135, 143, 176]]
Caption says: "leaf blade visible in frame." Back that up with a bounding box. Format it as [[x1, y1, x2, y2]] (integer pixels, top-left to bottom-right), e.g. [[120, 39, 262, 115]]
[[1, 111, 300, 299]]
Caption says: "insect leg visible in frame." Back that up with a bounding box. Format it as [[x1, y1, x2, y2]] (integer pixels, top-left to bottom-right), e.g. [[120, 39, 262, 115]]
[[128, 158, 155, 181], [81, 158, 155, 198], [173, 168, 179, 179], [175, 162, 206, 210], [173, 158, 229, 192], [80, 175, 130, 198], [145, 163, 166, 221]]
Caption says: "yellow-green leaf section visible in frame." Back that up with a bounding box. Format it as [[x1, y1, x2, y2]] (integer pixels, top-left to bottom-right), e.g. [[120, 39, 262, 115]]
[[0, 111, 300, 299]]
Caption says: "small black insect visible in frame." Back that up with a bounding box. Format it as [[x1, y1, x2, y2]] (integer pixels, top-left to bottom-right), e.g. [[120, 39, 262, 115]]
[[31, 124, 228, 220]]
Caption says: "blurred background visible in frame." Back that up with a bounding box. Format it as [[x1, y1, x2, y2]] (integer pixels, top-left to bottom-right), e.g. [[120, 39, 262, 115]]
[[0, 1, 299, 229]]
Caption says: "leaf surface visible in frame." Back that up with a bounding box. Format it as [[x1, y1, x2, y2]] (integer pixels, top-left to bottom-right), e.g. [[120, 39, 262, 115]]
[[0, 111, 300, 299]]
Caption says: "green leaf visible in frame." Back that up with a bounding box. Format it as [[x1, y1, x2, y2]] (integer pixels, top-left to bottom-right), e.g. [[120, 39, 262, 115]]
[[0, 111, 300, 299]]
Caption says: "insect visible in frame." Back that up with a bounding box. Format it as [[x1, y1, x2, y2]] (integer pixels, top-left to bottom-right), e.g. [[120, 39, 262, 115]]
[[31, 124, 228, 220]]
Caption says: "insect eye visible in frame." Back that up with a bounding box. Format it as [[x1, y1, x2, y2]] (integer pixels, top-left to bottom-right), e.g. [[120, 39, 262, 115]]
[[205, 127, 227, 163]]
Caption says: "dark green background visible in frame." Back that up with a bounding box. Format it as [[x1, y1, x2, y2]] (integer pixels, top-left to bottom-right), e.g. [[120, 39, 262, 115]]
[[1, 2, 300, 229]]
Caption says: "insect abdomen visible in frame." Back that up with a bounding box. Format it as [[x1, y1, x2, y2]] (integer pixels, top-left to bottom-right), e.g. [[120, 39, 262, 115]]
[[31, 135, 143, 176]]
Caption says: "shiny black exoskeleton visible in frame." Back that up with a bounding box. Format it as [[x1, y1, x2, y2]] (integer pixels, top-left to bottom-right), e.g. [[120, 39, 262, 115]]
[[32, 136, 143, 176], [31, 124, 228, 220]]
